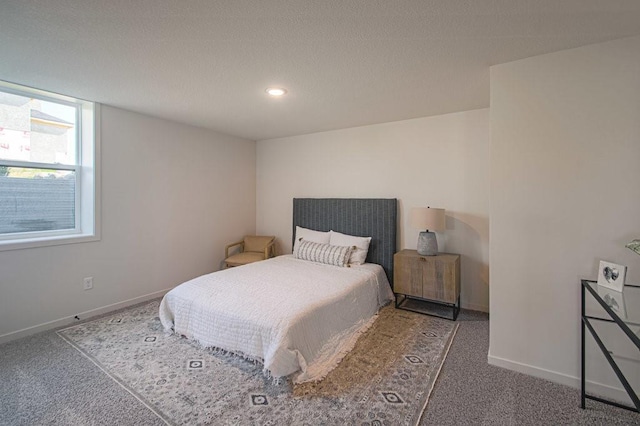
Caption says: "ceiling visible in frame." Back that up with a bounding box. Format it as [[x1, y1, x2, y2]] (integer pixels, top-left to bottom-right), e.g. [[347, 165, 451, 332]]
[[2, 1, 640, 141]]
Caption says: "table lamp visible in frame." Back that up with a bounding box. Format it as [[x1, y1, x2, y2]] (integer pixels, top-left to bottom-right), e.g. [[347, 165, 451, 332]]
[[410, 207, 445, 256]]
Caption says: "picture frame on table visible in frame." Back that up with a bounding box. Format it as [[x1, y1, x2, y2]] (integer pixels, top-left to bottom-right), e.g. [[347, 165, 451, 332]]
[[597, 260, 626, 292]]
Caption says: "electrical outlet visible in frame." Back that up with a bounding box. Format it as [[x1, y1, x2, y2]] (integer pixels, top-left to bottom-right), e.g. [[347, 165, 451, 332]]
[[83, 277, 93, 290]]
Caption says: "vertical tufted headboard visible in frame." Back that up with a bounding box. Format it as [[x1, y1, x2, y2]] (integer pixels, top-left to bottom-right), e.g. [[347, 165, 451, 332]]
[[292, 198, 398, 285]]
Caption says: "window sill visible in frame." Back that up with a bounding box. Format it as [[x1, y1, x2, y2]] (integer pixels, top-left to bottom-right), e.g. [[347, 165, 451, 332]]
[[0, 233, 100, 252]]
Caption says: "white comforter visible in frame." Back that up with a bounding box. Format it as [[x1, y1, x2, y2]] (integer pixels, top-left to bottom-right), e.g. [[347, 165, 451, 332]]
[[159, 255, 393, 383]]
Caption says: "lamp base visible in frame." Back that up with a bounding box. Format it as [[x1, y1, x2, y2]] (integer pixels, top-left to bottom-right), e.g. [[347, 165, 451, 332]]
[[417, 231, 438, 256]]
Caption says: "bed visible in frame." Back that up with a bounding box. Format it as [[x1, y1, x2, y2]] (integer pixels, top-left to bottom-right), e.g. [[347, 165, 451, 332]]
[[159, 198, 397, 383]]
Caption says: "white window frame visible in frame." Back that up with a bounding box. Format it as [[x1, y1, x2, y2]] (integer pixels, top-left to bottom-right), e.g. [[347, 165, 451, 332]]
[[0, 80, 100, 251]]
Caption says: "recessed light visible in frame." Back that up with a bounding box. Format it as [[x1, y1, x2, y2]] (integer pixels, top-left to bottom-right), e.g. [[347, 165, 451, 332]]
[[266, 87, 287, 96]]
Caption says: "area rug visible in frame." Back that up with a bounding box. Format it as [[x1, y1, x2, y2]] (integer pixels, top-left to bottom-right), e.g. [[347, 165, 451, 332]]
[[57, 300, 458, 426]]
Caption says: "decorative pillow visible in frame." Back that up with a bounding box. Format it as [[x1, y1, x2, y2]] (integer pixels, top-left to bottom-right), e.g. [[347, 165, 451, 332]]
[[293, 226, 330, 255], [295, 239, 354, 267], [329, 231, 372, 265]]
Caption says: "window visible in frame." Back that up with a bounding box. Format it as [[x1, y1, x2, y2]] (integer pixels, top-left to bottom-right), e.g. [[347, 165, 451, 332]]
[[0, 80, 100, 250]]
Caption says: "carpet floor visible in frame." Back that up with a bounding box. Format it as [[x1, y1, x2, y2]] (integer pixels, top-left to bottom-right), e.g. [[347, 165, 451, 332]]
[[420, 310, 640, 425], [1, 303, 639, 425]]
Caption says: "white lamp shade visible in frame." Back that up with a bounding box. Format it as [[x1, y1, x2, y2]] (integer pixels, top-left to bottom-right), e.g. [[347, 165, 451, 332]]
[[410, 207, 445, 231]]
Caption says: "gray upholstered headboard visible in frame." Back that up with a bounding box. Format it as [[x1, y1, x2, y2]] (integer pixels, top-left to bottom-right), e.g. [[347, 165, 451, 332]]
[[292, 198, 397, 285]]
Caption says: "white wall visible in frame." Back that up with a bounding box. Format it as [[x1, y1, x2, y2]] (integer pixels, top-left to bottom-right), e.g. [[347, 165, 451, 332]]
[[0, 106, 256, 341], [257, 109, 490, 312], [489, 36, 640, 395]]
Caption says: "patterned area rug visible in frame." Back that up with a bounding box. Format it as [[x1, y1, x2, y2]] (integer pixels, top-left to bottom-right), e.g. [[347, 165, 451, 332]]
[[57, 300, 458, 426]]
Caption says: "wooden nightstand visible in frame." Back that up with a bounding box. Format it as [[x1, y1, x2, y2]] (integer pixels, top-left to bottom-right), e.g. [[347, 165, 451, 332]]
[[393, 249, 461, 320]]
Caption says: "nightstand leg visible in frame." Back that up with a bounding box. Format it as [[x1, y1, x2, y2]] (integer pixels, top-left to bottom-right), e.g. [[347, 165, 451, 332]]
[[452, 294, 460, 321]]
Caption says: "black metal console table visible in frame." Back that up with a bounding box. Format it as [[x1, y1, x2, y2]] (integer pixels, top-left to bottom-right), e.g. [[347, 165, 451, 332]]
[[581, 279, 640, 412]]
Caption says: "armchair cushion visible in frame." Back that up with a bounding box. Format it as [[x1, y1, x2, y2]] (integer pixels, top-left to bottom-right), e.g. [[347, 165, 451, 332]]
[[225, 251, 267, 267], [243, 235, 275, 253]]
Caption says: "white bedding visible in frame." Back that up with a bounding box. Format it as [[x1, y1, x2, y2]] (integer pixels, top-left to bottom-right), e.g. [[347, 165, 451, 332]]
[[159, 255, 394, 383]]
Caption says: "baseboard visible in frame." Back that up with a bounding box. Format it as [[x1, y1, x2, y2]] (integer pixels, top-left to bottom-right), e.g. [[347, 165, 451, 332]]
[[462, 301, 489, 313], [487, 354, 631, 403], [488, 354, 577, 387], [0, 288, 173, 345]]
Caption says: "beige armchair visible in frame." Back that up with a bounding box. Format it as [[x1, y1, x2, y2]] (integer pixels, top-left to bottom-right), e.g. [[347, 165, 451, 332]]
[[224, 235, 276, 268]]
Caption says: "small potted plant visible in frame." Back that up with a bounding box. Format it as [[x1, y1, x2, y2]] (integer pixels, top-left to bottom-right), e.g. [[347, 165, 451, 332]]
[[626, 239, 640, 255]]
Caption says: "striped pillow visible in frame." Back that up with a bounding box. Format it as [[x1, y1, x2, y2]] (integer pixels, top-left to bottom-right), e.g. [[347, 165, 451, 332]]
[[295, 239, 354, 267]]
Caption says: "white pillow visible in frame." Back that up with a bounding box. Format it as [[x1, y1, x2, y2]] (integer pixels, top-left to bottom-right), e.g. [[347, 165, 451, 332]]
[[293, 226, 330, 255], [329, 231, 372, 265], [295, 240, 353, 267]]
